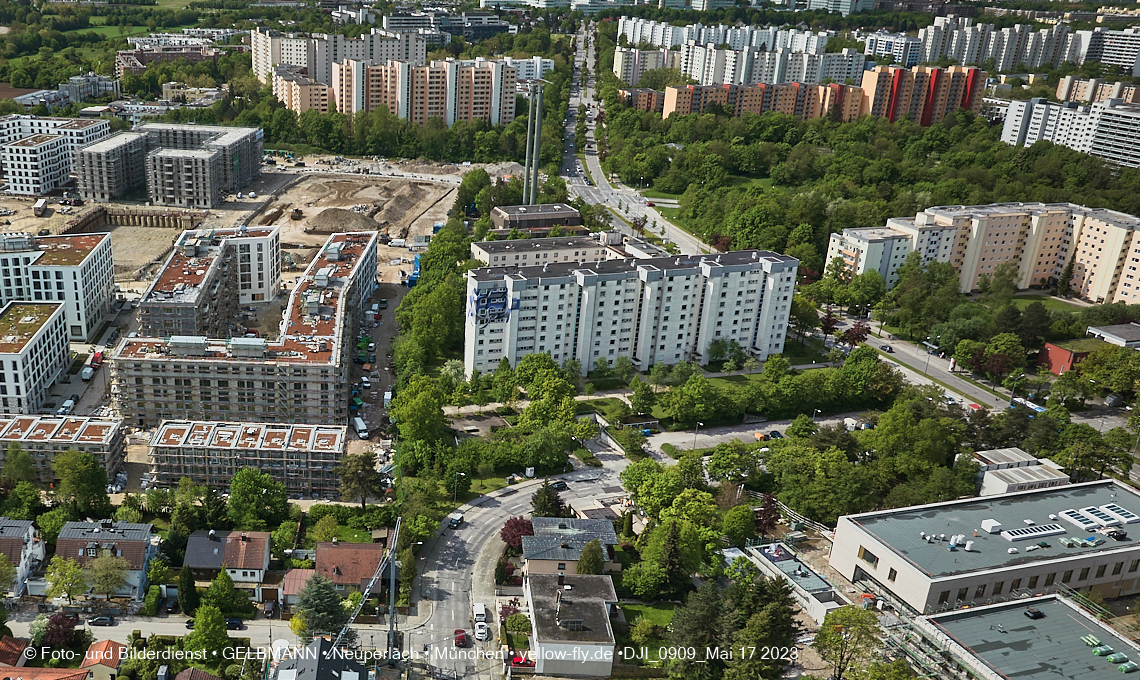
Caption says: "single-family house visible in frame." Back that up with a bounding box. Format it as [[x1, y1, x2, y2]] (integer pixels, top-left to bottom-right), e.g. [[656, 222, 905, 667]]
[[0, 636, 27, 667], [183, 530, 271, 583], [282, 568, 315, 606], [314, 542, 388, 593], [521, 518, 620, 575], [174, 668, 225, 680], [0, 518, 44, 596], [80, 640, 126, 680], [54, 520, 154, 599], [523, 573, 620, 677], [275, 638, 366, 680]]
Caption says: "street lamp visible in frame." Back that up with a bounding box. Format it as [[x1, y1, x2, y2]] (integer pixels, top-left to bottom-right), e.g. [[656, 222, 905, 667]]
[[693, 421, 704, 450], [453, 472, 466, 502], [923, 337, 934, 375], [1008, 372, 1025, 407], [812, 409, 821, 422]]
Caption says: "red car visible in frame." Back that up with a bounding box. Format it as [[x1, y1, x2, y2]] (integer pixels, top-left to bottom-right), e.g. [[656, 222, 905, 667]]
[[646, 202, 655, 207], [454, 629, 468, 647]]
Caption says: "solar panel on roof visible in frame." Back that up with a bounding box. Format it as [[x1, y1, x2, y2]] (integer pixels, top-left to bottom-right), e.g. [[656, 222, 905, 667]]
[[1001, 523, 1067, 542], [1102, 503, 1140, 524], [1060, 509, 1098, 530]]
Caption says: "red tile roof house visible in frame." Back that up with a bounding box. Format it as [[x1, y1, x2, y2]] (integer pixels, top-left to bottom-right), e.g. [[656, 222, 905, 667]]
[[282, 568, 315, 606], [80, 640, 126, 680], [0, 635, 27, 667], [0, 668, 88, 680], [0, 518, 44, 596], [315, 542, 388, 593], [184, 530, 271, 584], [48, 520, 155, 600]]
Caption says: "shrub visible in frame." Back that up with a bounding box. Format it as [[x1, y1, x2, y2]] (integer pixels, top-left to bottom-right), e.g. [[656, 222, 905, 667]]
[[630, 616, 660, 644], [505, 612, 532, 632], [142, 586, 161, 616], [584, 382, 596, 396], [573, 448, 603, 467]]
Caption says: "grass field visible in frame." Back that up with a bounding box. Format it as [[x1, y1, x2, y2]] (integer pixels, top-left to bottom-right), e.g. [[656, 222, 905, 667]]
[[641, 175, 770, 200], [66, 24, 154, 37], [1011, 294, 1086, 314], [641, 188, 680, 200], [615, 602, 677, 665]]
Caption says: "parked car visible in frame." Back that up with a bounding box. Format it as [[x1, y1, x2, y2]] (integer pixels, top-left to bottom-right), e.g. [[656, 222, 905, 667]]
[[367, 342, 376, 352], [369, 353, 377, 364], [87, 616, 113, 626], [880, 345, 894, 353], [454, 629, 468, 647], [361, 376, 372, 389], [185, 619, 195, 629], [226, 618, 243, 630], [550, 480, 568, 491], [646, 202, 655, 207], [164, 598, 178, 614], [474, 622, 490, 641], [768, 431, 784, 440]]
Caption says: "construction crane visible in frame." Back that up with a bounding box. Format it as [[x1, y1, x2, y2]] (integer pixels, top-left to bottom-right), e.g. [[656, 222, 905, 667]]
[[330, 517, 402, 663]]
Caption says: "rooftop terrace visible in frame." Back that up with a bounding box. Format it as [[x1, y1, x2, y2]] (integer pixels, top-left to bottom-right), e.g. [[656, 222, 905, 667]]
[[153, 420, 345, 453], [0, 415, 120, 445]]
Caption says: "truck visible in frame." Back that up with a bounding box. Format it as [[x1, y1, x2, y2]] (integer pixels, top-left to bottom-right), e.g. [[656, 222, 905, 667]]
[[33, 199, 47, 217], [353, 417, 369, 439], [90, 351, 103, 369], [81, 367, 94, 381], [383, 390, 393, 408], [56, 399, 75, 416]]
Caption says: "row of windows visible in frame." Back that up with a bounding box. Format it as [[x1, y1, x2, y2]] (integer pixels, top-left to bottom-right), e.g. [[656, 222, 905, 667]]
[[934, 560, 1140, 604]]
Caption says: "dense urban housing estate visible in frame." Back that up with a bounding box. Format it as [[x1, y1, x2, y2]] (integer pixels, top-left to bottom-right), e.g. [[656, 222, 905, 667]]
[[110, 231, 377, 427], [0, 116, 110, 195], [464, 250, 798, 377], [1001, 98, 1140, 169]]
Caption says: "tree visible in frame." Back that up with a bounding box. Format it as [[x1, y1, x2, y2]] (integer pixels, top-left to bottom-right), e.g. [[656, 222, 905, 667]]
[[311, 515, 340, 543], [849, 270, 887, 316], [52, 450, 109, 515], [43, 612, 78, 648], [179, 565, 200, 615], [859, 660, 917, 680], [814, 606, 881, 680], [786, 414, 818, 438], [3, 481, 43, 520], [390, 375, 447, 443], [45, 556, 86, 603], [840, 321, 871, 348], [89, 555, 129, 599], [1056, 256, 1075, 298], [577, 539, 604, 575], [336, 452, 385, 509], [184, 604, 230, 660], [227, 468, 288, 530], [667, 580, 724, 679], [271, 521, 298, 559], [203, 570, 248, 615], [0, 555, 15, 595], [1, 443, 34, 484], [500, 517, 534, 551], [531, 480, 564, 518], [613, 355, 635, 383], [146, 554, 169, 587], [722, 505, 757, 547], [28, 614, 47, 647], [296, 573, 349, 635], [623, 560, 667, 599]]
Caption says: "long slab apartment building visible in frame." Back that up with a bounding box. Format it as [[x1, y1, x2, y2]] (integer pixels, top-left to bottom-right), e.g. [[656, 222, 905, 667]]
[[0, 115, 110, 195], [138, 226, 281, 338], [74, 123, 262, 209], [464, 247, 798, 377], [110, 231, 377, 427], [149, 420, 346, 495], [0, 415, 125, 484], [826, 202, 1140, 303]]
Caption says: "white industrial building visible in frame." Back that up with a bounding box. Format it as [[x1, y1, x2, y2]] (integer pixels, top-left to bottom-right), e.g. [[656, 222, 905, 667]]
[[830, 479, 1140, 614], [971, 447, 1071, 496], [0, 302, 68, 415], [464, 250, 797, 377]]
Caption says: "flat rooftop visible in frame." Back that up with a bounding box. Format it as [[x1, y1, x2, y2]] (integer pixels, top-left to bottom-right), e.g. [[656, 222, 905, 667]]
[[1088, 322, 1140, 343], [974, 447, 1037, 467], [492, 203, 580, 217], [473, 236, 602, 253], [152, 420, 345, 453], [746, 543, 831, 592], [0, 415, 121, 446], [986, 465, 1070, 485], [5, 134, 59, 148], [469, 250, 796, 283], [923, 203, 1140, 230], [528, 573, 617, 644], [847, 480, 1140, 578], [33, 234, 108, 267], [0, 302, 59, 354], [924, 596, 1140, 680], [840, 227, 910, 241], [78, 132, 147, 153]]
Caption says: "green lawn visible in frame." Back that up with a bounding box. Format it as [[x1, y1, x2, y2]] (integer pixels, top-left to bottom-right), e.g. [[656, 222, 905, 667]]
[[641, 188, 680, 200], [725, 175, 772, 190], [622, 602, 676, 627], [66, 24, 154, 37], [657, 206, 696, 235], [1012, 294, 1085, 314], [575, 397, 625, 415]]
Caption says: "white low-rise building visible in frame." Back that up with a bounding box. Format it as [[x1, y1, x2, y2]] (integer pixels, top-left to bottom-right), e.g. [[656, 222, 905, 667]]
[[0, 518, 44, 596], [830, 479, 1140, 614]]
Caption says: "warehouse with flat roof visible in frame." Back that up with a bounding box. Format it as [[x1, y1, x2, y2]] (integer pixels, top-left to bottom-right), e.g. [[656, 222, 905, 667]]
[[830, 479, 1140, 614]]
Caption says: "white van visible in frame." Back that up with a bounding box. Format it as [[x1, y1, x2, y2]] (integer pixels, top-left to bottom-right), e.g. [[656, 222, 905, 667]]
[[56, 399, 75, 416], [472, 603, 487, 623], [353, 417, 369, 439], [389, 239, 406, 248]]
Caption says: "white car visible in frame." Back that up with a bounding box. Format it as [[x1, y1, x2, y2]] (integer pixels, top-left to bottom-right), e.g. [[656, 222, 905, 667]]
[[361, 376, 372, 389], [474, 622, 490, 641]]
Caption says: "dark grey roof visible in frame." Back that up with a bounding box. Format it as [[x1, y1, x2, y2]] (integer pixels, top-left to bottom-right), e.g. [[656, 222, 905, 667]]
[[926, 596, 1140, 680], [474, 236, 602, 253], [848, 480, 1140, 578], [468, 249, 797, 283], [492, 203, 579, 217], [1089, 322, 1140, 343], [522, 518, 618, 562], [57, 521, 151, 543], [527, 573, 617, 644], [0, 518, 33, 539], [183, 530, 227, 569], [275, 637, 366, 680]]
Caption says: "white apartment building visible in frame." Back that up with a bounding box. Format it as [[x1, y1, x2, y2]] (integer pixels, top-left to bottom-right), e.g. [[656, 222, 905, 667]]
[[806, 0, 870, 16], [149, 420, 347, 496], [464, 250, 798, 377], [1067, 27, 1140, 76], [1002, 98, 1140, 169], [0, 414, 125, 484], [830, 480, 1140, 613], [825, 227, 915, 288], [2, 135, 67, 195], [863, 32, 922, 67], [917, 17, 1071, 71], [471, 235, 615, 265], [677, 43, 865, 86], [617, 17, 831, 53], [0, 519, 44, 596], [0, 233, 114, 342], [504, 56, 554, 81], [613, 47, 667, 86], [0, 302, 68, 415], [251, 27, 427, 84]]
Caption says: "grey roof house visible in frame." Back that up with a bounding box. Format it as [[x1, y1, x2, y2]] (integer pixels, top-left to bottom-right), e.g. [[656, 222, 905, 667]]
[[275, 637, 366, 680], [522, 518, 620, 575]]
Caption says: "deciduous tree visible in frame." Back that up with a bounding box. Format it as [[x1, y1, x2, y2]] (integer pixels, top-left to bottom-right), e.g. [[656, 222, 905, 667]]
[[227, 468, 288, 530], [45, 556, 86, 603], [500, 517, 534, 551], [814, 606, 880, 680]]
